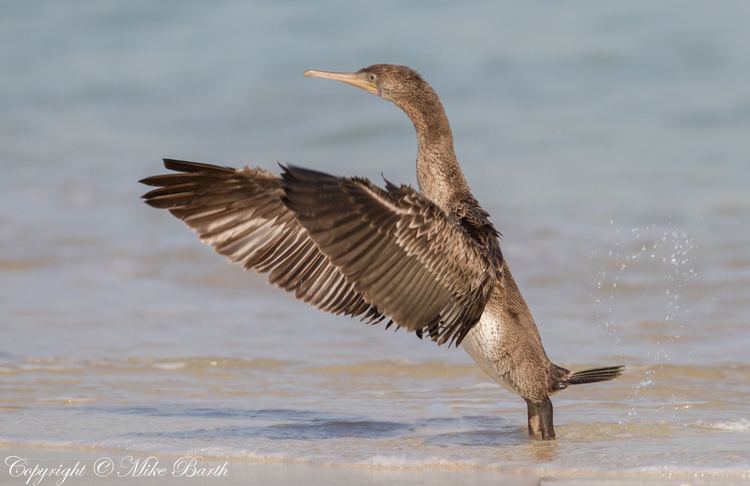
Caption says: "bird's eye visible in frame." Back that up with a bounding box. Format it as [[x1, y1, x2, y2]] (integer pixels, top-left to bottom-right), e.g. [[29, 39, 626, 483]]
[[367, 73, 377, 82]]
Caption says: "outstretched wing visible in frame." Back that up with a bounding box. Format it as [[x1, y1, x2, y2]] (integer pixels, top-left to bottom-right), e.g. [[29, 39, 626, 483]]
[[140, 159, 385, 323], [281, 165, 499, 346]]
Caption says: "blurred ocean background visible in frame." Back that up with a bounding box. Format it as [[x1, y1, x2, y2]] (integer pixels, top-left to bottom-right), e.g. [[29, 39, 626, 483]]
[[1, 0, 749, 482]]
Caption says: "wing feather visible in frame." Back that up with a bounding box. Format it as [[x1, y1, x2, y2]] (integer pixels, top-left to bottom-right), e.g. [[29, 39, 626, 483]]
[[141, 159, 501, 346], [141, 159, 385, 323], [281, 165, 500, 346]]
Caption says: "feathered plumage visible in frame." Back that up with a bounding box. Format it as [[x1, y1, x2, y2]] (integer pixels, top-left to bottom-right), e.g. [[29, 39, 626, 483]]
[[141, 63, 624, 441]]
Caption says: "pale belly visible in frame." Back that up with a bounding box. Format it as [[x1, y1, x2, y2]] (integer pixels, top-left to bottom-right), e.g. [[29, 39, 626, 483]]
[[462, 310, 520, 396]]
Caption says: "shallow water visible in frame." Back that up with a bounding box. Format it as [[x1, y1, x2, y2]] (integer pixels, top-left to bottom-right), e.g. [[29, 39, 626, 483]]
[[1, 0, 749, 481]]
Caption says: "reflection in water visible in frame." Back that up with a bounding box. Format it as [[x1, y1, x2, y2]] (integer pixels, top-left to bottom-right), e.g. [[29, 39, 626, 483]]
[[526, 440, 559, 463]]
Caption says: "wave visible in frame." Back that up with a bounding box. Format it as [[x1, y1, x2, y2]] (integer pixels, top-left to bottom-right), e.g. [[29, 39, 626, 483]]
[[698, 419, 750, 432], [5, 356, 750, 379]]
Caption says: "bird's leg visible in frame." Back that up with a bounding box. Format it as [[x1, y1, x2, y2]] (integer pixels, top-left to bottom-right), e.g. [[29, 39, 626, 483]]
[[526, 398, 540, 436], [538, 397, 555, 439], [525, 397, 556, 440]]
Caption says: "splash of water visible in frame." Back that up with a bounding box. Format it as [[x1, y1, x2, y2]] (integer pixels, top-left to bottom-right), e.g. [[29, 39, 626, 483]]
[[589, 219, 697, 420]]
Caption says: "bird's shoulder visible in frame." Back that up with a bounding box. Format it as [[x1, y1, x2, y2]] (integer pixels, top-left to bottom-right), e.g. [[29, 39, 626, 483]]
[[450, 195, 503, 269], [383, 180, 504, 273]]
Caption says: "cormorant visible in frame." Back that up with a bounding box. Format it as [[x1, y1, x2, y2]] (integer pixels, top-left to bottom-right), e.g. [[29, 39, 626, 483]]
[[140, 64, 624, 439]]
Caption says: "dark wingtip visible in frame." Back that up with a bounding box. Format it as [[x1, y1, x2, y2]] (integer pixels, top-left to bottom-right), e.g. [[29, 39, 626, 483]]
[[162, 158, 236, 173], [279, 163, 300, 191], [279, 163, 301, 181], [163, 158, 193, 171], [280, 163, 332, 180], [140, 158, 234, 205]]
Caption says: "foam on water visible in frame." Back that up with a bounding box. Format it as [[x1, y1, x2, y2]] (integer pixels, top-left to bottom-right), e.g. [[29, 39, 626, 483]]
[[700, 419, 750, 432]]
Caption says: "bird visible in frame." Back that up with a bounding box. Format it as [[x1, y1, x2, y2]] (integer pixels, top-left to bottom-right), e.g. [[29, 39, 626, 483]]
[[140, 64, 624, 440]]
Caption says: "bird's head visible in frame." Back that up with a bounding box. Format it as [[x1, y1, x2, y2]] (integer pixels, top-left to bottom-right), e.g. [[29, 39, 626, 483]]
[[304, 64, 451, 146], [304, 64, 430, 107]]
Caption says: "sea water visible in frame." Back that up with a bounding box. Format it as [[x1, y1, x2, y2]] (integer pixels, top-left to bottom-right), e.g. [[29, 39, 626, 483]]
[[1, 0, 749, 481]]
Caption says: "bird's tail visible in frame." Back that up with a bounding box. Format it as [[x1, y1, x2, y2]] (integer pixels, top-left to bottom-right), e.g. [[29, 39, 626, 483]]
[[555, 365, 624, 389]]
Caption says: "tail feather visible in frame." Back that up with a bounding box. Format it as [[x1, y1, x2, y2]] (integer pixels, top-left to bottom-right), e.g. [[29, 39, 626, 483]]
[[565, 365, 625, 385]]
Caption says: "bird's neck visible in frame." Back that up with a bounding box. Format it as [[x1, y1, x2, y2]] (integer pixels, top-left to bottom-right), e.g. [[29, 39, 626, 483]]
[[395, 89, 471, 211]]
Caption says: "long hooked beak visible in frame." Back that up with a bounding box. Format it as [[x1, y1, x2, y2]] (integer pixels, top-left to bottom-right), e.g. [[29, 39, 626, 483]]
[[304, 69, 378, 95]]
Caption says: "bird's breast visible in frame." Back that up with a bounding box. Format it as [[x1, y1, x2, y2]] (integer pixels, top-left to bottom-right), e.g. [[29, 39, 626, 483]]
[[462, 307, 520, 395]]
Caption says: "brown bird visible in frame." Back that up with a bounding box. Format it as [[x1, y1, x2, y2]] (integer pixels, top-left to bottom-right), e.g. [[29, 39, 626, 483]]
[[140, 64, 624, 440]]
